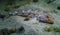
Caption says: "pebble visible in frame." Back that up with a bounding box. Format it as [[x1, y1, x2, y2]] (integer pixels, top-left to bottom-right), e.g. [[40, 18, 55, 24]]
[[57, 6, 60, 10], [33, 0, 38, 2], [0, 14, 6, 19], [18, 26, 25, 32], [24, 17, 30, 21]]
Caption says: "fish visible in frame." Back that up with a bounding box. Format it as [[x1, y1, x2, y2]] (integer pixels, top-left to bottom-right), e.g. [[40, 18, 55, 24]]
[[8, 9, 54, 24]]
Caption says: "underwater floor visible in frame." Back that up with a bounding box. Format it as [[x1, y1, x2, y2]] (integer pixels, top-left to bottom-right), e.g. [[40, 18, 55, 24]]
[[0, 0, 60, 35]]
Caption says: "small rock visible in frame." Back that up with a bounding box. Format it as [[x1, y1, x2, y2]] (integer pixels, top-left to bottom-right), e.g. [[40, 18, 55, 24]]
[[57, 6, 60, 10], [47, 0, 55, 4], [0, 28, 10, 35], [47, 0, 52, 4], [18, 26, 25, 32], [24, 17, 30, 21], [33, 0, 38, 2], [19, 0, 23, 1], [0, 14, 6, 19]]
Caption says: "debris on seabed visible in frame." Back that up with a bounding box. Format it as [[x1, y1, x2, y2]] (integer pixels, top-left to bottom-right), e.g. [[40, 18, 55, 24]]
[[44, 26, 60, 32], [24, 17, 30, 21]]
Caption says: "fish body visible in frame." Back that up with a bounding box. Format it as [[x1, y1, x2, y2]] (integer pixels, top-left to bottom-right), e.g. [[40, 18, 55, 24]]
[[9, 9, 54, 24]]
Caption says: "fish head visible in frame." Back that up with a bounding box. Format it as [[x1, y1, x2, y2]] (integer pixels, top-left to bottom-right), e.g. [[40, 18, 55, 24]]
[[37, 13, 54, 24]]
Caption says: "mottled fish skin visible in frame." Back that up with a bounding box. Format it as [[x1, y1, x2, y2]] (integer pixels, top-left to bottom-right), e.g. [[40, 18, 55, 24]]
[[9, 9, 54, 23], [9, 9, 39, 18]]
